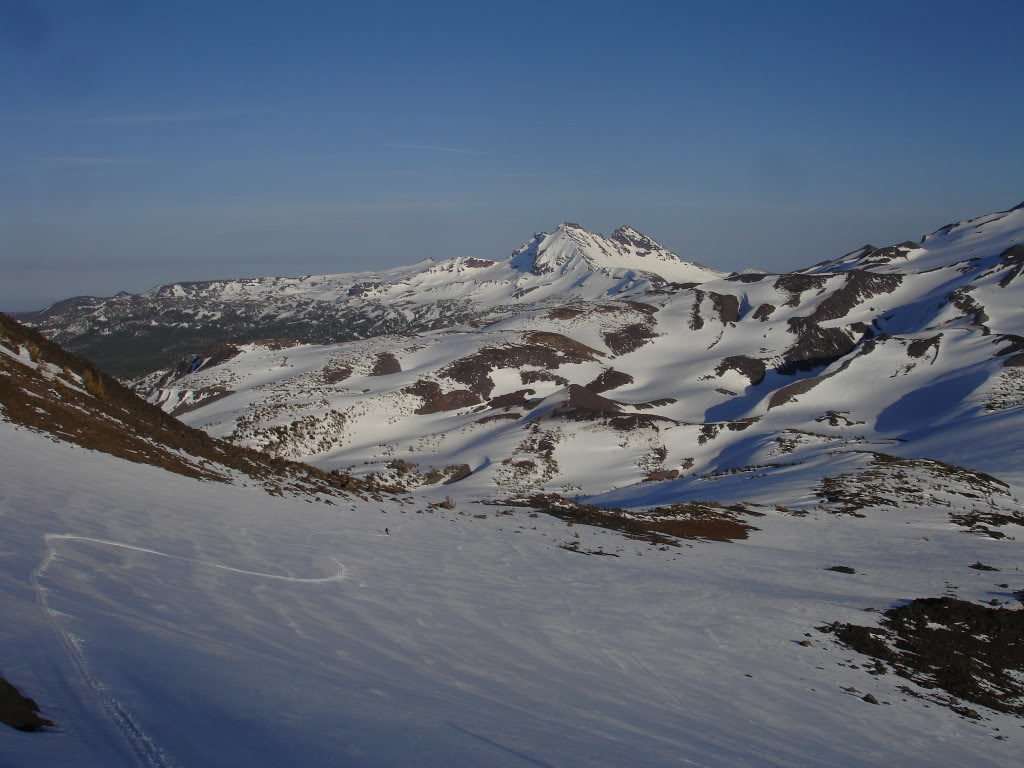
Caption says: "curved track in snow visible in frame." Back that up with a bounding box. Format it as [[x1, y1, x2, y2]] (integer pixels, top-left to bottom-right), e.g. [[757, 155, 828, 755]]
[[31, 534, 347, 768]]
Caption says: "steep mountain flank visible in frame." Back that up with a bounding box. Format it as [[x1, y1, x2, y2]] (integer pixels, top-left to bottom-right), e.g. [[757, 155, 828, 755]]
[[0, 314, 385, 498]]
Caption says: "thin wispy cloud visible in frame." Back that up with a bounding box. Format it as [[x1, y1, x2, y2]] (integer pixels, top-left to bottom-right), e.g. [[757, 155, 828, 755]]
[[43, 155, 133, 167], [219, 199, 489, 234], [75, 110, 254, 125], [385, 143, 488, 155]]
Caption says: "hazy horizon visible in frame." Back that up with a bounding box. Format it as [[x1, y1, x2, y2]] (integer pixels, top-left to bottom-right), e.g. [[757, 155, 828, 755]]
[[3, 0, 1021, 311]]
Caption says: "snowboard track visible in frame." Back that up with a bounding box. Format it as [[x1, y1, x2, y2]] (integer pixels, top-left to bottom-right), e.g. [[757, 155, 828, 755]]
[[31, 533, 347, 768]]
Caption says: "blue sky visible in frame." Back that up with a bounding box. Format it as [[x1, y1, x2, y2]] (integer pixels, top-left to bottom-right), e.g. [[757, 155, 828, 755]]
[[2, 0, 1021, 310]]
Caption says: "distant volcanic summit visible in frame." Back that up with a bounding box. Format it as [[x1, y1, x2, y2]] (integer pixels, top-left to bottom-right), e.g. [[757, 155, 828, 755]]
[[510, 222, 722, 284]]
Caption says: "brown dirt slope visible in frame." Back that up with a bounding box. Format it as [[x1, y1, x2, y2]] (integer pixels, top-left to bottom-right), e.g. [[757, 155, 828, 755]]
[[0, 314, 385, 498]]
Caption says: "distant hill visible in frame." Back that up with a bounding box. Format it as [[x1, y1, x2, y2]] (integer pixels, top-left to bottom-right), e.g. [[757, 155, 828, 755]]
[[16, 222, 720, 378]]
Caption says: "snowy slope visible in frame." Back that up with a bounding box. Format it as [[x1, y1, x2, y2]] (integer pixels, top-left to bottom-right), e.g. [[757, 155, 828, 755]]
[[143, 203, 1024, 503], [3, 401, 1023, 767]]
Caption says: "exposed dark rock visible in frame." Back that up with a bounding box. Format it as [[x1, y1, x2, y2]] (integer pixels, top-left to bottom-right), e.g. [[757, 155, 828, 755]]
[[347, 281, 383, 297], [826, 565, 857, 574], [492, 494, 755, 545], [714, 356, 766, 385], [994, 334, 1024, 366], [727, 419, 756, 431], [726, 272, 768, 283], [774, 274, 829, 307], [403, 379, 482, 415], [830, 597, 1024, 717], [564, 384, 622, 414], [689, 289, 705, 330], [626, 300, 660, 316], [605, 413, 677, 430], [202, 340, 243, 369], [443, 335, 598, 399], [752, 303, 776, 321], [476, 413, 520, 424], [584, 368, 634, 393], [603, 323, 659, 355], [168, 388, 235, 417], [544, 386, 678, 430], [488, 389, 536, 409], [947, 287, 990, 330], [968, 561, 1000, 572], [996, 244, 1024, 287], [816, 452, 1014, 522], [853, 242, 917, 269], [521, 370, 569, 388], [778, 318, 855, 374], [906, 334, 941, 360], [369, 352, 402, 376], [546, 306, 585, 320], [816, 410, 864, 427], [0, 676, 54, 731], [809, 271, 902, 323], [609, 226, 661, 253], [699, 423, 724, 444], [323, 364, 353, 384], [442, 464, 473, 484], [644, 469, 680, 482], [525, 331, 604, 360], [709, 293, 740, 323], [632, 397, 677, 410]]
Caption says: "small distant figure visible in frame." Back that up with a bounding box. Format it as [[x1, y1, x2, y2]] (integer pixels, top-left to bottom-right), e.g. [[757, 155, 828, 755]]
[[385, 528, 390, 535]]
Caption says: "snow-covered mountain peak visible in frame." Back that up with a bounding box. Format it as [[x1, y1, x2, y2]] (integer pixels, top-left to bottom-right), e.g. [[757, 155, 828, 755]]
[[512, 222, 723, 284], [610, 224, 663, 252]]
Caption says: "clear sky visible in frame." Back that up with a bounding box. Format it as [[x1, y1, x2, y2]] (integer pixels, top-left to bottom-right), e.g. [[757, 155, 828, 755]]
[[2, 0, 1021, 310]]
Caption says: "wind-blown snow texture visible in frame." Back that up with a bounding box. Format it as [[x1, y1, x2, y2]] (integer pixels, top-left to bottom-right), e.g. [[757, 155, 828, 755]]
[[3, 205, 1024, 766]]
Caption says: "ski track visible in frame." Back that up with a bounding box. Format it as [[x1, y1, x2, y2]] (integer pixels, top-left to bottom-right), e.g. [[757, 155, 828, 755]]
[[31, 533, 348, 768]]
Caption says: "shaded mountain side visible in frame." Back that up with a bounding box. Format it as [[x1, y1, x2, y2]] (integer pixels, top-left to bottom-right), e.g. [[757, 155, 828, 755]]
[[0, 314, 387, 498], [14, 297, 481, 380], [18, 222, 719, 379]]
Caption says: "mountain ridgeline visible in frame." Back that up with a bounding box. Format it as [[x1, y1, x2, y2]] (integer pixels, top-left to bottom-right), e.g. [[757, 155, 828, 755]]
[[13, 223, 721, 379], [81, 204, 1022, 501]]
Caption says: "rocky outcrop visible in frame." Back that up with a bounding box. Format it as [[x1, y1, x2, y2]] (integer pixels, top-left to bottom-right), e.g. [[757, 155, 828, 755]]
[[404, 380, 482, 415]]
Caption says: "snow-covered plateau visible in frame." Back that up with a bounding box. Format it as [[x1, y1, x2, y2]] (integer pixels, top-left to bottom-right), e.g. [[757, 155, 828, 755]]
[[2, 204, 1023, 766]]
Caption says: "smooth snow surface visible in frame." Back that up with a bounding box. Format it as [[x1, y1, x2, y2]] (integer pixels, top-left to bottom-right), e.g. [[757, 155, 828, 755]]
[[2, 423, 1021, 767]]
